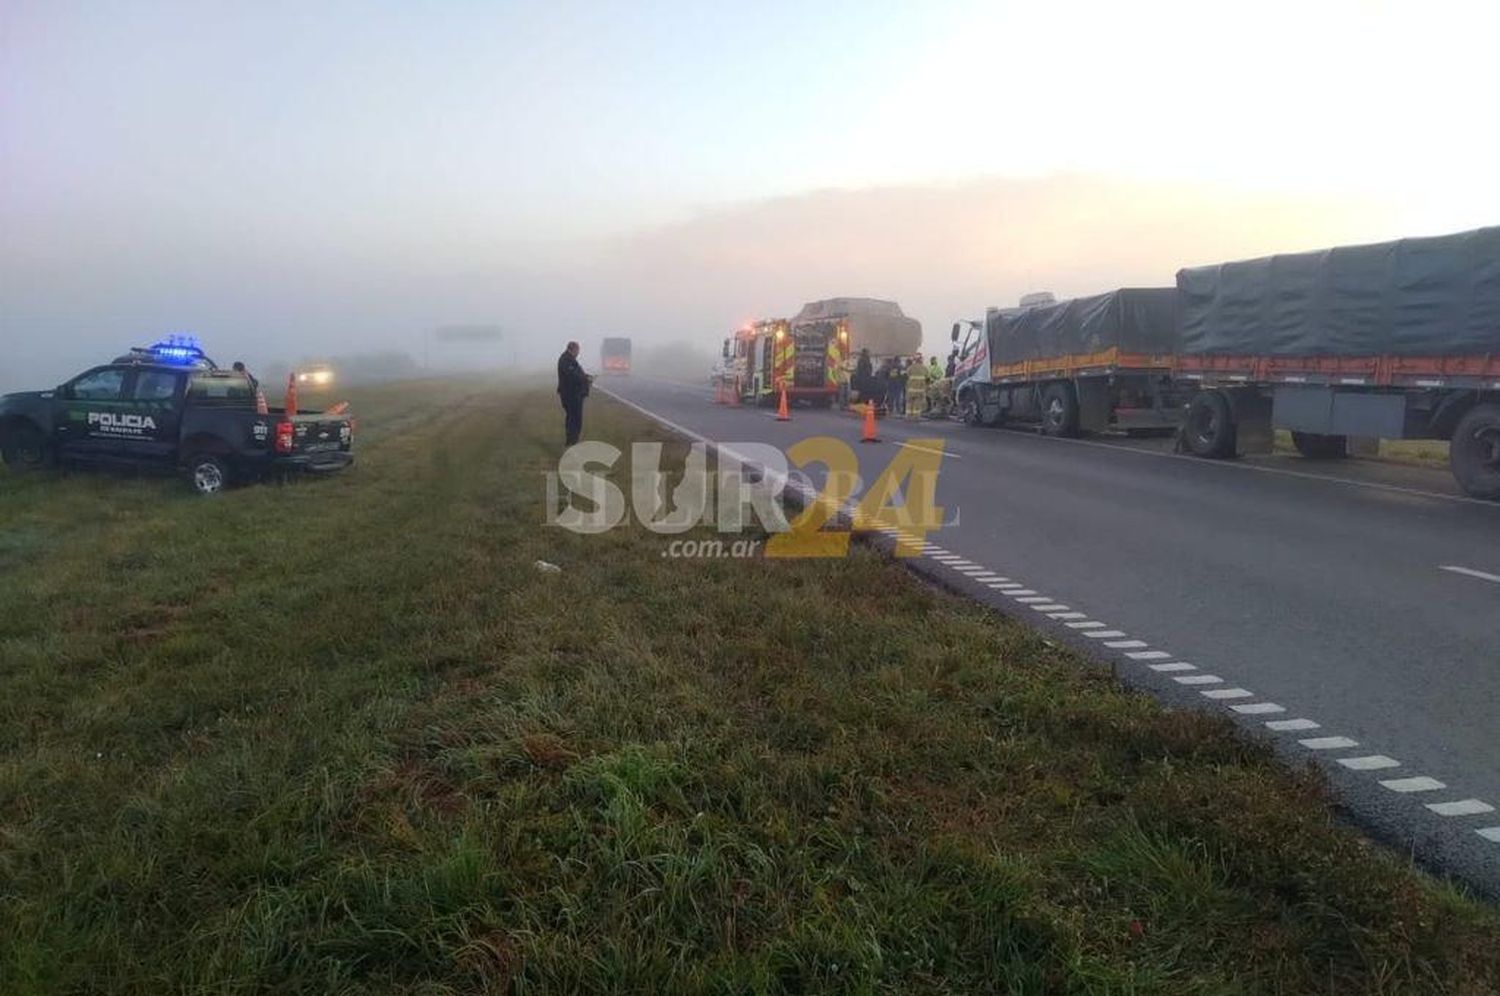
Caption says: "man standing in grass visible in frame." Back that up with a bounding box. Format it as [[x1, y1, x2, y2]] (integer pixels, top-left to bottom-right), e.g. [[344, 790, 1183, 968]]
[[557, 341, 593, 447]]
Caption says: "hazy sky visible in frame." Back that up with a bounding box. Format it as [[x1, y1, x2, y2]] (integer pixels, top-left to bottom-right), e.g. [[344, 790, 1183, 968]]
[[3, 0, 1498, 390]]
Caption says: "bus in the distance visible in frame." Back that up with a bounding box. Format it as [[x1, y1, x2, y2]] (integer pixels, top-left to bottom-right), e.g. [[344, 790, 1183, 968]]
[[600, 337, 632, 375]]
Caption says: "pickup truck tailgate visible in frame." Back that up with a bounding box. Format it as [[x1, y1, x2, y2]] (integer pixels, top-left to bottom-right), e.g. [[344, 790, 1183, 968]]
[[291, 414, 351, 455]]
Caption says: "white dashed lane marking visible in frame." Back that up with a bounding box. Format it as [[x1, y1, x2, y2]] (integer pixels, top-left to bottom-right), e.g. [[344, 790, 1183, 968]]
[[1339, 755, 1402, 772], [1426, 799, 1494, 817], [1379, 776, 1446, 793], [901, 442, 957, 460], [614, 394, 1500, 855], [1300, 736, 1359, 750], [898, 541, 1500, 849]]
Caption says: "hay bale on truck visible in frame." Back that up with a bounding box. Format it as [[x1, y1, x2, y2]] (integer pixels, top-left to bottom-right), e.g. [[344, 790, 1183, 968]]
[[792, 298, 921, 406]]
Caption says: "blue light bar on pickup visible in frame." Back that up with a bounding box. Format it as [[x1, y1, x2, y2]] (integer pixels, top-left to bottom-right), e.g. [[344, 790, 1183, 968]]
[[148, 335, 206, 364]]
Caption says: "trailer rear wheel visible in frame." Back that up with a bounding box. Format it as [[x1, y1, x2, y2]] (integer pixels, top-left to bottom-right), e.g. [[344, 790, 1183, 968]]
[[1450, 403, 1500, 500], [1291, 432, 1348, 459], [1184, 391, 1237, 458], [1040, 383, 1079, 437]]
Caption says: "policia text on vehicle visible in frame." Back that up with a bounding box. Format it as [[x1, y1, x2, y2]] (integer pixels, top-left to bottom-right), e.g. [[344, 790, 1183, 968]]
[[0, 339, 354, 495]]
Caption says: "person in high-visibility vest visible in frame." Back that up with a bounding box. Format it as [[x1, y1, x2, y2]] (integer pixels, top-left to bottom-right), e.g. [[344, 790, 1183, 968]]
[[927, 356, 944, 412], [832, 359, 850, 408], [905, 352, 927, 419]]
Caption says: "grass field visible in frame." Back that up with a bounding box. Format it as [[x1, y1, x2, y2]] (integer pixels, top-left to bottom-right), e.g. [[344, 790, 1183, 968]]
[[2, 380, 1498, 994]]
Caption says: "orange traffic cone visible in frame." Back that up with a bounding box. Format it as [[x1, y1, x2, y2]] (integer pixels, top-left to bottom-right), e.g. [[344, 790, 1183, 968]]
[[254, 388, 268, 415], [860, 401, 881, 443], [285, 374, 298, 417], [775, 385, 791, 421]]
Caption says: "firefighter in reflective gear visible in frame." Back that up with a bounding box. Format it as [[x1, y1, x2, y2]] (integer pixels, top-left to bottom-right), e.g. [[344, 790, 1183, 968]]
[[904, 352, 927, 419], [927, 356, 945, 412]]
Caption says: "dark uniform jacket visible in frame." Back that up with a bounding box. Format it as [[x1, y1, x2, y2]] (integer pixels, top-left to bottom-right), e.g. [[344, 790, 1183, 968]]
[[557, 351, 590, 401]]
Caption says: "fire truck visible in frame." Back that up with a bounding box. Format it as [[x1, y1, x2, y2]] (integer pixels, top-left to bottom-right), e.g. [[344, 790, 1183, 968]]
[[715, 315, 848, 407], [713, 298, 919, 406]]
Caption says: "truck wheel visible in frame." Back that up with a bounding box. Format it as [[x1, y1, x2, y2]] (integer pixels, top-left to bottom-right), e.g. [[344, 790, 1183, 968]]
[[0, 424, 52, 471], [1040, 383, 1079, 437], [1450, 403, 1500, 500], [959, 389, 983, 426], [1291, 432, 1348, 459], [187, 453, 231, 496], [1184, 391, 1237, 458]]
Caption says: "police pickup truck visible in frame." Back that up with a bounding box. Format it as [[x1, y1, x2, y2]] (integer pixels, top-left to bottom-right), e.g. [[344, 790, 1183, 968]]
[[0, 340, 353, 495]]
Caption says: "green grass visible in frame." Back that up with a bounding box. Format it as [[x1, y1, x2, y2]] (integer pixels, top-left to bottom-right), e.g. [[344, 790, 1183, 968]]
[[2, 380, 1498, 994]]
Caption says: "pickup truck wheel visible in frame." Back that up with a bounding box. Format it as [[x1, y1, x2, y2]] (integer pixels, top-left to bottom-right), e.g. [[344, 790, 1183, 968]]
[[1450, 403, 1500, 500], [1184, 391, 1237, 458], [187, 453, 230, 495], [1292, 432, 1348, 459], [1040, 383, 1079, 437], [0, 424, 52, 471]]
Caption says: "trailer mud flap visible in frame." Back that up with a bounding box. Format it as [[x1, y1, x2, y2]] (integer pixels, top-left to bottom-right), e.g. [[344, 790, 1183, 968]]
[[1229, 390, 1273, 455], [1075, 378, 1112, 433], [1273, 386, 1408, 438]]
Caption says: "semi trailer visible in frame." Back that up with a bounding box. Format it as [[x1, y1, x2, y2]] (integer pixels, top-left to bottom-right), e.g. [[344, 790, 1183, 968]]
[[950, 226, 1500, 499]]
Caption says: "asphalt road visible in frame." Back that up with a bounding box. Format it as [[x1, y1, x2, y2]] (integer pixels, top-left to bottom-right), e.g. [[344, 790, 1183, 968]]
[[596, 375, 1500, 899]]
